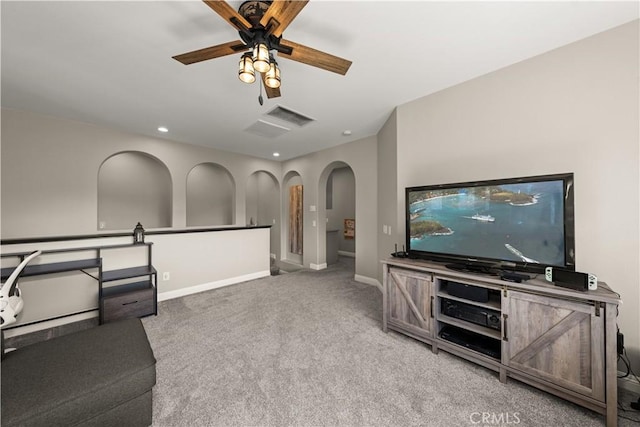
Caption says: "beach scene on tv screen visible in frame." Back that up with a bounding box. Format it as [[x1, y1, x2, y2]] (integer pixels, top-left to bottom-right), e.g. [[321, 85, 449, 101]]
[[408, 180, 565, 266]]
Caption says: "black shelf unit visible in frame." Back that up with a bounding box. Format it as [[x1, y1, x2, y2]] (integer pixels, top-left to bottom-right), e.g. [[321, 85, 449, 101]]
[[99, 244, 157, 324], [1, 242, 157, 327]]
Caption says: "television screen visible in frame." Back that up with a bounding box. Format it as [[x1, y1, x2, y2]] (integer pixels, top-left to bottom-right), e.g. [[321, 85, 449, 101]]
[[406, 173, 575, 273]]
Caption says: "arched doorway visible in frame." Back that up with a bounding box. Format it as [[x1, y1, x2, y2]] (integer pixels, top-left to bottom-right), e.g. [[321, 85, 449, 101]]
[[319, 162, 356, 271]]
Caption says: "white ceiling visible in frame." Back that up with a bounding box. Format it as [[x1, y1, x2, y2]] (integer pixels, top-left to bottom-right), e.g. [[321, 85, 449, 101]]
[[2, 1, 638, 161]]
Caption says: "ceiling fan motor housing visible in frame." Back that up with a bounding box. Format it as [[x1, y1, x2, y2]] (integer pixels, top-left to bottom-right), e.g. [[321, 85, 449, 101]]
[[237, 1, 287, 53], [238, 1, 271, 25]]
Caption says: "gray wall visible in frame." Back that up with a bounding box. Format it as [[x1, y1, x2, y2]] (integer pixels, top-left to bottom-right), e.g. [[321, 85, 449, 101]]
[[377, 109, 398, 280], [1, 108, 282, 237], [394, 21, 639, 366]]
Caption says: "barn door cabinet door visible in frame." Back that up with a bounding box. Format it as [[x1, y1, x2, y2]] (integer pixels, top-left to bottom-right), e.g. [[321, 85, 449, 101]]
[[502, 290, 605, 401], [387, 267, 434, 340]]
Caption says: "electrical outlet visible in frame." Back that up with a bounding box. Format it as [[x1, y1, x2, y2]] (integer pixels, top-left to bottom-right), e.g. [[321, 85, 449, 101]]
[[617, 331, 624, 355], [162, 272, 170, 281]]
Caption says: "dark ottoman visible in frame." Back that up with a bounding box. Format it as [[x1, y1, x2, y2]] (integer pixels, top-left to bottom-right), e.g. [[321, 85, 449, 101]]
[[1, 318, 156, 426]]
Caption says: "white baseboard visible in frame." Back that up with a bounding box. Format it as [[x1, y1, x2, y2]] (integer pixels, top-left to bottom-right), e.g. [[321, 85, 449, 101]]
[[355, 274, 382, 292], [618, 372, 640, 394], [4, 310, 98, 338], [158, 270, 271, 302], [310, 263, 327, 270], [338, 251, 355, 258]]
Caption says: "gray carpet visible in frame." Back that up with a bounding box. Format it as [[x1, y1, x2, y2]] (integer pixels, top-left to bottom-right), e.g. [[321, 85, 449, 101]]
[[142, 257, 639, 426]]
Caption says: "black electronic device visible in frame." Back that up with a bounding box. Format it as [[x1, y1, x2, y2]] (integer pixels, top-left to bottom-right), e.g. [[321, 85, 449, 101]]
[[446, 262, 499, 276], [446, 281, 489, 303], [441, 299, 501, 331], [405, 173, 575, 274], [500, 271, 530, 283], [439, 325, 501, 360], [391, 243, 408, 258]]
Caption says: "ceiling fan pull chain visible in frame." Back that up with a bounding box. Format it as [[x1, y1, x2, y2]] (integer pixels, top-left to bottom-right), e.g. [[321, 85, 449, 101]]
[[258, 76, 264, 106]]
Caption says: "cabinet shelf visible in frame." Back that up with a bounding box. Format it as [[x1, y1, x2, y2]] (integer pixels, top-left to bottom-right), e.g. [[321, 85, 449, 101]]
[[437, 314, 502, 339], [438, 325, 502, 361], [436, 290, 501, 311], [102, 265, 156, 282]]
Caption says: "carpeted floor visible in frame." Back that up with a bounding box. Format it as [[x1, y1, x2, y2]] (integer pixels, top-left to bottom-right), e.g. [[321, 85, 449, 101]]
[[142, 257, 640, 426]]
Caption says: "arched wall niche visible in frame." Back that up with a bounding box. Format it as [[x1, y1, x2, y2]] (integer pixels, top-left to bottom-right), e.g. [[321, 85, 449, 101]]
[[186, 162, 235, 227], [97, 151, 173, 230], [246, 170, 281, 257], [282, 170, 303, 264], [317, 161, 356, 267]]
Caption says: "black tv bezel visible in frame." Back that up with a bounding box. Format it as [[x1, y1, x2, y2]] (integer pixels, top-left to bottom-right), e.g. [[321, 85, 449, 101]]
[[405, 173, 575, 274]]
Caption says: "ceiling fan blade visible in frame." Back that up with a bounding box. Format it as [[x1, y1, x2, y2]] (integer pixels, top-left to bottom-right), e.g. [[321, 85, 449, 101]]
[[173, 40, 248, 65], [261, 73, 282, 99], [278, 39, 352, 75], [260, 0, 309, 38], [202, 0, 252, 32]]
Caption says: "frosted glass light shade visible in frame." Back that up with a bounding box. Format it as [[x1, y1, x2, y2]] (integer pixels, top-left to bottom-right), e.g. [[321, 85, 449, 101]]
[[238, 53, 255, 84], [252, 42, 270, 73], [265, 61, 281, 89]]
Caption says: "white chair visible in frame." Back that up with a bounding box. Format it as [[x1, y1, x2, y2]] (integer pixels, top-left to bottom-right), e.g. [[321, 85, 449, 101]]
[[1, 250, 42, 328]]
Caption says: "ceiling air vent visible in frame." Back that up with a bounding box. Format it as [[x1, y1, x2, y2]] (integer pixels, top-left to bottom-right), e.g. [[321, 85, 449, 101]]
[[244, 119, 290, 138], [265, 105, 315, 127]]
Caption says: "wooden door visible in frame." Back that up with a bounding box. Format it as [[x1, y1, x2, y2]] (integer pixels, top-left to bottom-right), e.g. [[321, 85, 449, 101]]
[[289, 185, 303, 254], [387, 268, 433, 340], [503, 290, 605, 401]]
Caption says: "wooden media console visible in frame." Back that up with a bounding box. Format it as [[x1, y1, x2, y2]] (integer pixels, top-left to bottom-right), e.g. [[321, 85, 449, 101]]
[[382, 258, 621, 427]]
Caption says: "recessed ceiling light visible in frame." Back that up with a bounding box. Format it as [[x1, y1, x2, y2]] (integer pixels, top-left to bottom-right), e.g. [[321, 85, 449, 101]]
[[157, 126, 168, 133], [342, 130, 352, 136], [273, 152, 280, 157]]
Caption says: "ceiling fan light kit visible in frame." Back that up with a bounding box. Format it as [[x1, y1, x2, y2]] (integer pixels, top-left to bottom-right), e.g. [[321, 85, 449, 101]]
[[252, 41, 271, 73], [264, 58, 281, 89], [173, 0, 352, 101], [238, 52, 256, 83]]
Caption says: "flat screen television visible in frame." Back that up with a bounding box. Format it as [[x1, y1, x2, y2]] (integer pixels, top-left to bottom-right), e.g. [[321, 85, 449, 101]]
[[405, 173, 575, 274]]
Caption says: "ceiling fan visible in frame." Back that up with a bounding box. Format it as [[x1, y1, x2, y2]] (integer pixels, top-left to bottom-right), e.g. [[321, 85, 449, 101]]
[[172, 0, 352, 101]]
